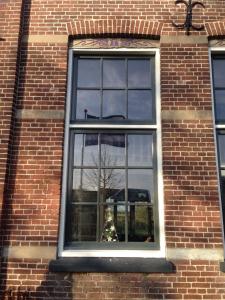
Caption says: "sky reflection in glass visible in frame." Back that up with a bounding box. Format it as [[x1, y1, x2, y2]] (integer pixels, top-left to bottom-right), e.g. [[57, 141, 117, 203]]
[[214, 60, 225, 87], [103, 59, 126, 88], [101, 134, 125, 167], [103, 90, 126, 119], [74, 134, 99, 167], [73, 169, 99, 193], [128, 134, 153, 167], [218, 134, 225, 166], [77, 59, 100, 88], [215, 90, 225, 121], [76, 90, 100, 119], [128, 59, 151, 88], [128, 90, 152, 120]]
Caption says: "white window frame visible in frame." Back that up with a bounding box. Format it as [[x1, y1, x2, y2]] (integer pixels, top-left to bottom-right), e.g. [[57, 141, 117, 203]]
[[58, 47, 166, 258]]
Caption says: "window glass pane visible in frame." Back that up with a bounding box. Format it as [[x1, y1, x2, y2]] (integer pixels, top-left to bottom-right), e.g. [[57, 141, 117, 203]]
[[128, 169, 153, 204], [99, 169, 125, 203], [103, 59, 126, 88], [76, 90, 100, 120], [74, 134, 98, 167], [102, 90, 126, 120], [218, 134, 225, 166], [213, 60, 225, 87], [100, 134, 125, 167], [69, 204, 97, 241], [128, 90, 152, 120], [215, 90, 225, 122], [72, 169, 98, 203], [100, 205, 125, 242], [128, 134, 153, 167], [128, 205, 154, 242], [77, 59, 100, 88], [128, 59, 151, 88]]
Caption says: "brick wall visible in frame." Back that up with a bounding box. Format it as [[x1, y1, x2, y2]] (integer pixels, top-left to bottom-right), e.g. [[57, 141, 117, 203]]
[[1, 0, 225, 299], [2, 259, 225, 300]]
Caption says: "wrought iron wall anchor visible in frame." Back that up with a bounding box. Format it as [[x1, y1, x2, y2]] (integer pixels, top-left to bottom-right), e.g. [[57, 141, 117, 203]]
[[172, 0, 205, 35]]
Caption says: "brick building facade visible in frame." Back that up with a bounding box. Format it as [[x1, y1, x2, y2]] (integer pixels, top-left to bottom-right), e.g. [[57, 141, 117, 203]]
[[1, 0, 225, 299]]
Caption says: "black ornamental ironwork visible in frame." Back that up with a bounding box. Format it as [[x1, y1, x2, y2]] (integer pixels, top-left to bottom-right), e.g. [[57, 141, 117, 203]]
[[172, 0, 205, 35]]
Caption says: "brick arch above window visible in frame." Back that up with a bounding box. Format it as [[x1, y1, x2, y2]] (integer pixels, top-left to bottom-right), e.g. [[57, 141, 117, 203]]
[[66, 19, 163, 38], [205, 20, 225, 38]]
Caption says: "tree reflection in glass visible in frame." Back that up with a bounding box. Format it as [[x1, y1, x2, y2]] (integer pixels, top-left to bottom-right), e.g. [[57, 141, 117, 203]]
[[70, 132, 154, 243]]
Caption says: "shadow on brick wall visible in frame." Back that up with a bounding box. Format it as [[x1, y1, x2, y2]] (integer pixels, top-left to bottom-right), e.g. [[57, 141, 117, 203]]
[[0, 0, 71, 298], [1, 271, 173, 300], [34, 273, 73, 300], [0, 0, 32, 296], [1, 271, 73, 300]]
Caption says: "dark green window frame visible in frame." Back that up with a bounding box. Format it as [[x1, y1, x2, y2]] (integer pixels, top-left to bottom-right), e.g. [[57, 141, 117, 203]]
[[64, 53, 160, 251]]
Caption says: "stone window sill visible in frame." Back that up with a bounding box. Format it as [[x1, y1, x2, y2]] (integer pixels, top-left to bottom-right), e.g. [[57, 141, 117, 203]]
[[49, 257, 174, 273]]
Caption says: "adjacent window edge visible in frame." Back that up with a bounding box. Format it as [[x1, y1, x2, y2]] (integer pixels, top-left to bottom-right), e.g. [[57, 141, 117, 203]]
[[209, 47, 225, 259], [220, 261, 225, 272]]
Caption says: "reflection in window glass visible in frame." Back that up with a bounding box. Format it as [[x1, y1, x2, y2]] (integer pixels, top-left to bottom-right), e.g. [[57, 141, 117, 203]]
[[218, 134, 225, 166], [215, 90, 225, 122], [103, 90, 126, 119], [99, 169, 125, 203], [74, 134, 98, 167], [128, 134, 153, 167], [100, 134, 125, 167], [103, 59, 126, 88], [76, 90, 101, 119], [128, 169, 153, 204], [67, 131, 156, 245], [72, 169, 98, 203], [77, 59, 100, 88], [128, 90, 152, 120], [70, 205, 97, 241], [213, 60, 225, 87], [100, 205, 125, 242], [128, 206, 154, 242], [73, 134, 83, 166], [128, 59, 151, 88]]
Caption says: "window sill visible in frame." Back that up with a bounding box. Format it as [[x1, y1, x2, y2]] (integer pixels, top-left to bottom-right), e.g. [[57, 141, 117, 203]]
[[49, 257, 174, 273]]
